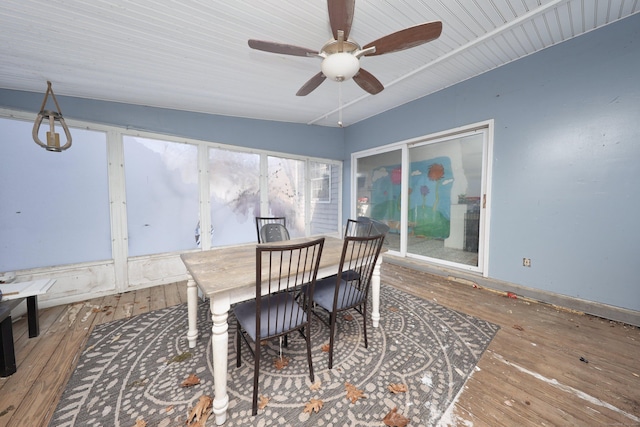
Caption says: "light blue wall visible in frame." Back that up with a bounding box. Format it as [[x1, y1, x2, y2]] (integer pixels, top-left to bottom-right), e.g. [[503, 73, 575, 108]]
[[0, 90, 345, 159], [344, 13, 640, 311]]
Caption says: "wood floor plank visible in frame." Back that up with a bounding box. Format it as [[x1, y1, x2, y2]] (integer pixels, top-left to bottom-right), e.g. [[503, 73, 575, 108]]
[[176, 280, 188, 303], [163, 282, 183, 308], [149, 284, 168, 311], [113, 289, 136, 321], [131, 286, 151, 317]]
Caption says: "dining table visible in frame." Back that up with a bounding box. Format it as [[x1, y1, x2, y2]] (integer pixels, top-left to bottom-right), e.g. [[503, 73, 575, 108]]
[[180, 235, 384, 425]]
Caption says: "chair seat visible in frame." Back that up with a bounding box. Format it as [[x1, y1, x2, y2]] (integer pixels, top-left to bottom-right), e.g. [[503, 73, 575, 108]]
[[234, 293, 307, 341], [312, 277, 365, 312]]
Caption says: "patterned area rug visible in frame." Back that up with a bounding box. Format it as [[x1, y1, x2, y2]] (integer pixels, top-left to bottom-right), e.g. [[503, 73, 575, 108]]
[[49, 284, 499, 427]]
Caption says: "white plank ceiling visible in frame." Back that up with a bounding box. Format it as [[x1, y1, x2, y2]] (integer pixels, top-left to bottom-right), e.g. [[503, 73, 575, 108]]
[[0, 1, 637, 127]]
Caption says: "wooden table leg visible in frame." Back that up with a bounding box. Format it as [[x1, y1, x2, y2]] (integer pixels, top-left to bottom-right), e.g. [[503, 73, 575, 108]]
[[186, 275, 199, 348], [210, 295, 231, 425], [371, 256, 382, 328]]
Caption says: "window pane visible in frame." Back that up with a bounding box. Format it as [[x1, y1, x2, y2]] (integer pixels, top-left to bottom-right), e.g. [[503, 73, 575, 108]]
[[267, 156, 305, 238], [124, 136, 199, 256], [407, 134, 483, 266], [209, 148, 260, 246], [355, 150, 402, 252], [310, 162, 340, 235], [0, 117, 111, 271]]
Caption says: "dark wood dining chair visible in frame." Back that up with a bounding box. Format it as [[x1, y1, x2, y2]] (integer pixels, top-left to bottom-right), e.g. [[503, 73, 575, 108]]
[[233, 237, 325, 415], [255, 216, 287, 243], [259, 223, 290, 242], [344, 218, 373, 238], [309, 233, 385, 369], [356, 216, 391, 238]]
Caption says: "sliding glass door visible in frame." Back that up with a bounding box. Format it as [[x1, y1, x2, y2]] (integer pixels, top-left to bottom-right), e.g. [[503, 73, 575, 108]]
[[353, 123, 491, 273], [406, 132, 484, 268], [355, 149, 402, 253]]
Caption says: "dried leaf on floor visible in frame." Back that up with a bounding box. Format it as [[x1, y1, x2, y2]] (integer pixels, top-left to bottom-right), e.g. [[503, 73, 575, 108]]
[[303, 398, 324, 414], [388, 383, 408, 394], [110, 334, 122, 343], [181, 374, 200, 388], [345, 382, 365, 403], [383, 407, 409, 427], [321, 343, 330, 352], [133, 419, 146, 427], [274, 356, 290, 370], [507, 292, 518, 299], [165, 405, 174, 413], [258, 395, 270, 410], [186, 395, 212, 426], [309, 381, 322, 391], [388, 306, 399, 312], [512, 324, 525, 331], [343, 314, 354, 321]]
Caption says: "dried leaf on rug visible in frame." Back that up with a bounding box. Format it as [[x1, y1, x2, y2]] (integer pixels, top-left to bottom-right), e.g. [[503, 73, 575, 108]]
[[274, 356, 289, 369], [345, 382, 365, 403], [309, 381, 322, 391], [258, 395, 270, 410], [167, 351, 192, 364], [383, 406, 410, 427], [303, 399, 324, 414], [388, 383, 408, 393], [186, 395, 212, 426], [181, 374, 200, 388]]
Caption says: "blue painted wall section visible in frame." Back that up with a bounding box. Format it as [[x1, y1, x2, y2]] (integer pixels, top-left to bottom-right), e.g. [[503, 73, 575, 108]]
[[0, 89, 344, 160], [345, 13, 640, 311]]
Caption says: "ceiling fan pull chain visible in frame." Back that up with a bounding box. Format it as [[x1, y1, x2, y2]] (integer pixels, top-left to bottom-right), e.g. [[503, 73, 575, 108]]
[[338, 81, 343, 127]]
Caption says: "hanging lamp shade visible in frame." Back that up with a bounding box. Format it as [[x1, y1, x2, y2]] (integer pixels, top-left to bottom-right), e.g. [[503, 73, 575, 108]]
[[32, 81, 72, 152]]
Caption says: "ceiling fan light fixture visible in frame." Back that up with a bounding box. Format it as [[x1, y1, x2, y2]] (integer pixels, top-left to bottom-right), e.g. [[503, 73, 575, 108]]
[[321, 52, 360, 82]]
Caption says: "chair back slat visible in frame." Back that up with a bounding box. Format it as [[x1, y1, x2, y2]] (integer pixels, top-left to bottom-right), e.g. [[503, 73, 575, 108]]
[[255, 238, 324, 341]]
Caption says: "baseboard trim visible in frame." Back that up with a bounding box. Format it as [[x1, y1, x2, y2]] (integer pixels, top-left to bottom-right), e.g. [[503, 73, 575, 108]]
[[382, 254, 640, 327]]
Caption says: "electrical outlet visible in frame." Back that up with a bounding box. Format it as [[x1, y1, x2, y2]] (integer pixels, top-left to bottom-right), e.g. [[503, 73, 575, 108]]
[[523, 258, 531, 267]]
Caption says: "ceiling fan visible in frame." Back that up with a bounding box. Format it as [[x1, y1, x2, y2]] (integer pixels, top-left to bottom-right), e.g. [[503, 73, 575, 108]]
[[248, 0, 442, 96]]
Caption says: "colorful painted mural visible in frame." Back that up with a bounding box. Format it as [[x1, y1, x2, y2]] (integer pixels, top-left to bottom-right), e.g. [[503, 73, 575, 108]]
[[370, 157, 453, 238]]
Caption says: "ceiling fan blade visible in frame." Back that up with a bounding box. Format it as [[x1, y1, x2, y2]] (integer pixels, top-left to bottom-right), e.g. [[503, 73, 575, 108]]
[[296, 72, 327, 96], [328, 0, 355, 41], [353, 68, 384, 95], [248, 40, 318, 57], [362, 21, 442, 56]]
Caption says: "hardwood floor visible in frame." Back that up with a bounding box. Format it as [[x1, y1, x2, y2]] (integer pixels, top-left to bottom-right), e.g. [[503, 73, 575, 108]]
[[0, 266, 638, 426]]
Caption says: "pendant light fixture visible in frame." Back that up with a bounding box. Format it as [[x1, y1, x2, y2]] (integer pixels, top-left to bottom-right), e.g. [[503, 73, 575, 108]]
[[32, 81, 72, 152]]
